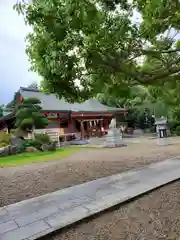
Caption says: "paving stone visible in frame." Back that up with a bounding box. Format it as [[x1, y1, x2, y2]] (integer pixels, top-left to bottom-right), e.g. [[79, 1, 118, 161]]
[[5, 190, 91, 220], [59, 196, 94, 210], [0, 220, 51, 240], [0, 209, 7, 216], [15, 206, 60, 227], [45, 206, 89, 229], [0, 220, 18, 235], [83, 194, 129, 215], [1, 158, 180, 240], [27, 228, 53, 240], [94, 188, 118, 199], [0, 208, 11, 224]]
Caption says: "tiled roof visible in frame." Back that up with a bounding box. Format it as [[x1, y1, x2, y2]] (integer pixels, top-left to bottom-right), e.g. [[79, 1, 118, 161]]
[[19, 87, 126, 113], [154, 119, 167, 125]]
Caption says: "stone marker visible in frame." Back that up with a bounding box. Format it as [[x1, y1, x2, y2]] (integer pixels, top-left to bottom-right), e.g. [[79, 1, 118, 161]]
[[104, 118, 126, 148]]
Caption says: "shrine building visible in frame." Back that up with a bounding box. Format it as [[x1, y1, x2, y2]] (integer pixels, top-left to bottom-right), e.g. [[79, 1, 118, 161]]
[[0, 87, 127, 141]]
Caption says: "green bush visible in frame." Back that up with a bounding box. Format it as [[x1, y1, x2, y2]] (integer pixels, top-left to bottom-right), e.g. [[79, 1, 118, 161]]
[[0, 132, 11, 147], [42, 141, 57, 152], [19, 134, 51, 152], [175, 126, 180, 136], [35, 133, 51, 144], [20, 139, 42, 151]]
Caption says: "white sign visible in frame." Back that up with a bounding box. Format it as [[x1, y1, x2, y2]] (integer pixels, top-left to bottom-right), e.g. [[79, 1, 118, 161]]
[[46, 113, 58, 118]]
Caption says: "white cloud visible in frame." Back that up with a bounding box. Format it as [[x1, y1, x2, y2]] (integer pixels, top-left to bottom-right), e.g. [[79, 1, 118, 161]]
[[0, 0, 39, 104]]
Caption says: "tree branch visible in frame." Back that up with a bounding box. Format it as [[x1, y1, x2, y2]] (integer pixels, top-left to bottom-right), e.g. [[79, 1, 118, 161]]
[[142, 48, 180, 54]]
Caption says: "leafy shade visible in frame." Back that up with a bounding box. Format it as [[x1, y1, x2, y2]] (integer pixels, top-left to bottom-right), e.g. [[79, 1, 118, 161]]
[[15, 97, 49, 131], [0, 105, 3, 117], [14, 0, 180, 102]]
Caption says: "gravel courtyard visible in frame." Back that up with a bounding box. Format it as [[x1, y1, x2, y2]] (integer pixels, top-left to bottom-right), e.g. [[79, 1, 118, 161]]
[[1, 137, 180, 207], [1, 137, 180, 239]]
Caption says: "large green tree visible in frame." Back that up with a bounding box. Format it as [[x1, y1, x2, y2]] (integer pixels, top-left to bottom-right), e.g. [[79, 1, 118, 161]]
[[0, 105, 4, 117], [15, 98, 49, 138], [14, 0, 180, 102]]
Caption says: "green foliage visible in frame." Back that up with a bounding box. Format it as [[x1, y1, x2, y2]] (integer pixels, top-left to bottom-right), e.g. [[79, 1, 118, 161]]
[[117, 107, 155, 130], [0, 132, 11, 147], [175, 126, 180, 136], [15, 97, 49, 132], [20, 134, 50, 151], [98, 86, 147, 108], [168, 120, 179, 133], [21, 139, 42, 151], [35, 133, 51, 144], [0, 105, 3, 117], [6, 92, 18, 108], [42, 141, 57, 152], [172, 106, 180, 122], [14, 0, 180, 102]]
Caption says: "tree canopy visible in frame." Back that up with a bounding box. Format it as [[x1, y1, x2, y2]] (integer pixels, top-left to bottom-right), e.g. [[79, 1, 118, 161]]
[[14, 0, 180, 102], [0, 105, 3, 117]]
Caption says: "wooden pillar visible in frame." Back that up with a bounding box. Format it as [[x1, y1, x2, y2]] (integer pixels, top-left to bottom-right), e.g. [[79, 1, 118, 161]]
[[58, 117, 61, 129], [68, 117, 73, 140], [87, 121, 90, 139], [100, 119, 103, 137], [57, 116, 61, 146], [104, 118, 109, 130], [80, 121, 84, 140]]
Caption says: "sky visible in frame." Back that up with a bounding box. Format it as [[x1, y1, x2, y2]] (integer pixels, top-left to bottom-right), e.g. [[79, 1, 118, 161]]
[[0, 0, 38, 105]]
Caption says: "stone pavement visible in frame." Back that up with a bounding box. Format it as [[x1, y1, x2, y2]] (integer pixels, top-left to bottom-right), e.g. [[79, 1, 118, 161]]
[[1, 157, 180, 240]]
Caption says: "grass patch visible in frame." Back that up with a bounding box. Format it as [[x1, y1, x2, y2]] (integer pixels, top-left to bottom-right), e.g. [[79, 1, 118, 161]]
[[0, 147, 82, 167]]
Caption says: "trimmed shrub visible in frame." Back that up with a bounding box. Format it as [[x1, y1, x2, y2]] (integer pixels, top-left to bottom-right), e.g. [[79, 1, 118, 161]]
[[25, 146, 38, 152], [20, 139, 42, 151], [42, 141, 57, 152], [35, 133, 51, 144], [0, 132, 11, 147], [175, 126, 180, 136]]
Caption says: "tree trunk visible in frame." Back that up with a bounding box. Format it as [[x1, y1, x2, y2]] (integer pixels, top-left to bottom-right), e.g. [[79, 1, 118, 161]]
[[31, 126, 35, 140]]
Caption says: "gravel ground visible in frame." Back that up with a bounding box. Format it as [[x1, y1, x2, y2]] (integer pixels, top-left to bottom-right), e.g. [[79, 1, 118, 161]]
[[1, 137, 180, 207], [1, 137, 180, 239], [51, 181, 180, 240]]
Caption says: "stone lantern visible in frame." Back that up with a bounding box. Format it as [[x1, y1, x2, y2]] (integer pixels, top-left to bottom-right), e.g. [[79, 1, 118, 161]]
[[154, 117, 169, 145]]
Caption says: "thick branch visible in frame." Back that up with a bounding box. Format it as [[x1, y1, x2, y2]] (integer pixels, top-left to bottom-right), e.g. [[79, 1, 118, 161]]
[[143, 66, 180, 84], [127, 48, 180, 62], [138, 57, 180, 83], [142, 48, 180, 54]]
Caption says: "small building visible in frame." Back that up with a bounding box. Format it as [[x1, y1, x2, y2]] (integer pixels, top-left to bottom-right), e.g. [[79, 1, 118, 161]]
[[0, 87, 127, 141]]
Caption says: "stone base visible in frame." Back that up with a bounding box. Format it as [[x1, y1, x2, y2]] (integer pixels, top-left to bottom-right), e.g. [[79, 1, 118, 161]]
[[104, 143, 126, 148], [104, 128, 125, 148], [156, 138, 170, 146]]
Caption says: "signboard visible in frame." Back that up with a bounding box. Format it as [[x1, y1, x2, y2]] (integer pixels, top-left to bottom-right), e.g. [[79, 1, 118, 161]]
[[44, 112, 70, 119], [46, 113, 58, 119]]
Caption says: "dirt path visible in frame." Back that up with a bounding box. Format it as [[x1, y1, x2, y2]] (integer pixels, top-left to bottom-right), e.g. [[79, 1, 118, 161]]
[[1, 137, 180, 207]]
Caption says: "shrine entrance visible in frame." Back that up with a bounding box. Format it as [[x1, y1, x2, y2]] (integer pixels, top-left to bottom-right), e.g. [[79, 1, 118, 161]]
[[76, 119, 107, 139]]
